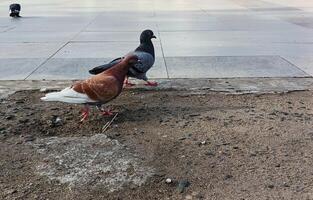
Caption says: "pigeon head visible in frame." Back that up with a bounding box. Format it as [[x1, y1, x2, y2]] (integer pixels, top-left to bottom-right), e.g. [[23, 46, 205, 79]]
[[140, 29, 156, 43]]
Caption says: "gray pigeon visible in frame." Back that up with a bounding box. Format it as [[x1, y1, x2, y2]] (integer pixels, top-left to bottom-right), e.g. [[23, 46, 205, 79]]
[[89, 29, 157, 86], [9, 4, 21, 17]]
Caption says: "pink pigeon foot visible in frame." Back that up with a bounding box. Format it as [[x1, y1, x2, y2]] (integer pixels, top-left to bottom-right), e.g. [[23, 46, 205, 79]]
[[144, 81, 158, 87], [101, 109, 114, 116], [123, 77, 136, 87], [80, 106, 90, 122], [102, 110, 113, 116]]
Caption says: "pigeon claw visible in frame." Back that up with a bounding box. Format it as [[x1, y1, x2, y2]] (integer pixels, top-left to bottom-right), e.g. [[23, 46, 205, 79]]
[[144, 81, 158, 87], [80, 106, 90, 122], [101, 109, 114, 116], [80, 111, 89, 122], [124, 82, 136, 87], [123, 78, 136, 87]]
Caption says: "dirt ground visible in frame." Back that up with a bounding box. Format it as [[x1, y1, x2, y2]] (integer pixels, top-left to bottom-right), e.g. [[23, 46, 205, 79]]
[[1, 89, 313, 200]]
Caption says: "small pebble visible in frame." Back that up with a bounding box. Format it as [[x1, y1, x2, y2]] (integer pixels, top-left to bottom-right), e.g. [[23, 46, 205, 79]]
[[189, 113, 200, 117], [165, 178, 172, 184], [49, 116, 63, 127], [249, 152, 257, 157], [177, 180, 190, 193], [55, 117, 62, 123], [224, 174, 233, 180], [19, 118, 29, 124], [185, 195, 192, 200], [40, 88, 47, 92], [5, 115, 15, 120], [205, 151, 214, 156]]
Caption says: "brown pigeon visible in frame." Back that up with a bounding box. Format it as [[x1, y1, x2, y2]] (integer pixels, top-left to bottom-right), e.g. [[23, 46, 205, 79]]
[[41, 54, 138, 121]]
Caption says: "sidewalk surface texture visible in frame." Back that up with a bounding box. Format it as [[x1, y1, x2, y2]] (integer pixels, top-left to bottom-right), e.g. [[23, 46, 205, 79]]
[[0, 0, 313, 81]]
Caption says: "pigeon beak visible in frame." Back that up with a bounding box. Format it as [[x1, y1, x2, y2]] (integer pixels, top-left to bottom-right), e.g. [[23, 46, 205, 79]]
[[152, 35, 157, 39]]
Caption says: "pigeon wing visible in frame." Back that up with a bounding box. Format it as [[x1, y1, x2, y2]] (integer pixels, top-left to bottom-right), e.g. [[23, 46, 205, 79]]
[[89, 57, 123, 75], [74, 75, 122, 103], [132, 51, 155, 73]]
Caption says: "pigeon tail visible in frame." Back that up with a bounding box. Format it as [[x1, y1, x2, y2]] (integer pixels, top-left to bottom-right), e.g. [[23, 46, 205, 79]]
[[89, 57, 123, 75], [41, 87, 97, 104]]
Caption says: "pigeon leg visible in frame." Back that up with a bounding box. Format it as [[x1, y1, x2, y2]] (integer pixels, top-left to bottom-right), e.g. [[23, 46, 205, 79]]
[[144, 81, 158, 87], [80, 105, 90, 122], [124, 77, 135, 87], [97, 105, 114, 116], [101, 108, 114, 116]]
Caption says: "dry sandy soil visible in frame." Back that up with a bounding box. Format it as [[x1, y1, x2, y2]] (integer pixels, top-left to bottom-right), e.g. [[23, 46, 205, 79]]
[[1, 89, 313, 200]]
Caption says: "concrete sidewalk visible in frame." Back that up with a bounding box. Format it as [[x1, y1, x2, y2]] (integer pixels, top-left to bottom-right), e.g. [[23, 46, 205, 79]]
[[0, 0, 313, 80]]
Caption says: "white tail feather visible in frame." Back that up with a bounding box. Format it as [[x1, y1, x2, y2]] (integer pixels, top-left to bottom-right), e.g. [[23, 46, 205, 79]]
[[41, 87, 97, 104]]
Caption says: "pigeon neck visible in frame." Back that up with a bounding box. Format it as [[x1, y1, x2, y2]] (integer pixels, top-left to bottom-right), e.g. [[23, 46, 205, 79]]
[[105, 61, 131, 82], [137, 40, 155, 57], [140, 39, 152, 46]]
